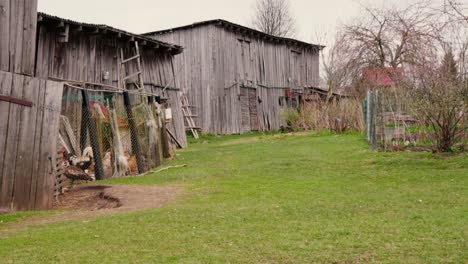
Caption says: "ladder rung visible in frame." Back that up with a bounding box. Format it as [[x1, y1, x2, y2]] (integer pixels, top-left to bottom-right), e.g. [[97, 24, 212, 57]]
[[123, 71, 142, 81], [122, 55, 140, 64]]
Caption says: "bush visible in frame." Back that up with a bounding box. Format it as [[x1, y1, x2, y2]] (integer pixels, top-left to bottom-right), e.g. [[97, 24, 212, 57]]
[[281, 108, 302, 131], [281, 99, 365, 133]]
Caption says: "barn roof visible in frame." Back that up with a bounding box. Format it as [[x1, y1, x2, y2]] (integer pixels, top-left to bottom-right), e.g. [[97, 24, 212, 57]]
[[38, 12, 183, 55], [305, 86, 351, 98], [144, 19, 325, 51]]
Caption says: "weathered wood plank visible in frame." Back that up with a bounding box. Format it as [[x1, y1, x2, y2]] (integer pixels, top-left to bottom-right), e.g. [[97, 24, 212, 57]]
[[0, 74, 24, 210], [21, 0, 38, 75], [29, 79, 46, 209], [0, 71, 13, 210], [0, 0, 10, 71], [11, 76, 40, 210], [35, 81, 63, 209], [9, 0, 25, 74]]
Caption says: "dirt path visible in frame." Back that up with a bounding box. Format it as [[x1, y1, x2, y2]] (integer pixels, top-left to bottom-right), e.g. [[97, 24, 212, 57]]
[[0, 184, 183, 236]]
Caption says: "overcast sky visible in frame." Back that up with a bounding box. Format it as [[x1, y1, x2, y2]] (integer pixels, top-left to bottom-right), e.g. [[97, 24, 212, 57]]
[[39, 0, 423, 46]]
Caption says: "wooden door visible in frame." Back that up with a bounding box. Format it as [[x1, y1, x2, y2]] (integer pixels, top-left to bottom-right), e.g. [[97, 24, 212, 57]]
[[236, 39, 252, 84], [290, 50, 302, 88], [0, 71, 63, 211], [240, 87, 259, 133], [248, 88, 259, 131]]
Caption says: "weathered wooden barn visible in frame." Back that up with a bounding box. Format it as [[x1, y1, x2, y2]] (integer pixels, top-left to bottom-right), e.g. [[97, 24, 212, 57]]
[[35, 13, 187, 147], [0, 0, 186, 211], [145, 20, 324, 134]]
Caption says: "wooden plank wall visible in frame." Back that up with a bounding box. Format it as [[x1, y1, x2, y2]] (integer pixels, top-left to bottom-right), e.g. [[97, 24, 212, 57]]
[[0, 70, 63, 211], [0, 0, 38, 75], [150, 25, 320, 134], [35, 23, 187, 147]]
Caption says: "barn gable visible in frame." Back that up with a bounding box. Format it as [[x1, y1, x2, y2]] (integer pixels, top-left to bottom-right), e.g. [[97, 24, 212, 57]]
[[145, 20, 324, 134]]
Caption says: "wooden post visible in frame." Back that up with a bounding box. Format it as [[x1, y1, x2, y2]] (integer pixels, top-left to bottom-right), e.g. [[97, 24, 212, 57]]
[[80, 109, 88, 153], [161, 123, 171, 158], [160, 102, 172, 159], [123, 91, 144, 174], [148, 96, 162, 167], [81, 90, 105, 180]]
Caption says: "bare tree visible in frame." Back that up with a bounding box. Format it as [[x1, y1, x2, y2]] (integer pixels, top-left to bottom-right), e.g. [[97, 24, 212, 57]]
[[319, 31, 364, 99], [252, 0, 296, 38], [444, 0, 468, 23], [327, 1, 467, 151], [343, 1, 445, 70]]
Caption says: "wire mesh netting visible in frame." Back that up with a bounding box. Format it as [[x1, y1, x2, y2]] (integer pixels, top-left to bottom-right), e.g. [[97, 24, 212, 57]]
[[57, 84, 166, 189], [365, 88, 417, 148], [364, 87, 467, 150]]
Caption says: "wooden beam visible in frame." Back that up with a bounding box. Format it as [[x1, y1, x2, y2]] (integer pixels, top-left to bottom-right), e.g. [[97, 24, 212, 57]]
[[0, 95, 33, 107], [166, 128, 183, 149], [123, 91, 145, 174], [81, 90, 105, 180]]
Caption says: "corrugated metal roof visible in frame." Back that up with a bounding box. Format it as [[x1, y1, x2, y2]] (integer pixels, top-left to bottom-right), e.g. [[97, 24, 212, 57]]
[[144, 19, 325, 51], [38, 12, 183, 55]]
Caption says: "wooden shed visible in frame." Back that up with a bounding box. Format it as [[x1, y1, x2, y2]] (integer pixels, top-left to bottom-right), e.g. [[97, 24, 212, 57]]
[[35, 13, 187, 147], [0, 0, 187, 211], [145, 20, 324, 134]]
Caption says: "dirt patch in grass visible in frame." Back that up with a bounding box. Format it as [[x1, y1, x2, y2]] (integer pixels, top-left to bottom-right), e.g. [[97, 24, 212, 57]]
[[55, 185, 122, 211], [0, 184, 182, 236], [54, 184, 182, 212]]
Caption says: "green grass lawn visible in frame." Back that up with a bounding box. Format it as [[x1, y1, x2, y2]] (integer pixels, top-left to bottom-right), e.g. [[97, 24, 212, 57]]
[[0, 132, 467, 263]]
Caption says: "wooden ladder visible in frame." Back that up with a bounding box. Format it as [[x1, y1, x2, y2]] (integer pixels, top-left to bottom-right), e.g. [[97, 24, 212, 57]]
[[181, 92, 200, 139], [120, 41, 144, 90]]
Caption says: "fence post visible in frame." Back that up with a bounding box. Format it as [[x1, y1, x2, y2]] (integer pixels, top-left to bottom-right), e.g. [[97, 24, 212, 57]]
[[369, 91, 377, 148], [123, 91, 145, 174], [81, 90, 105, 180], [366, 90, 371, 141]]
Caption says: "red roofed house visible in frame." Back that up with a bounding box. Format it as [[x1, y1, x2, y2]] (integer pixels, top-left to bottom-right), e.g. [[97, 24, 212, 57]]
[[362, 67, 404, 88]]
